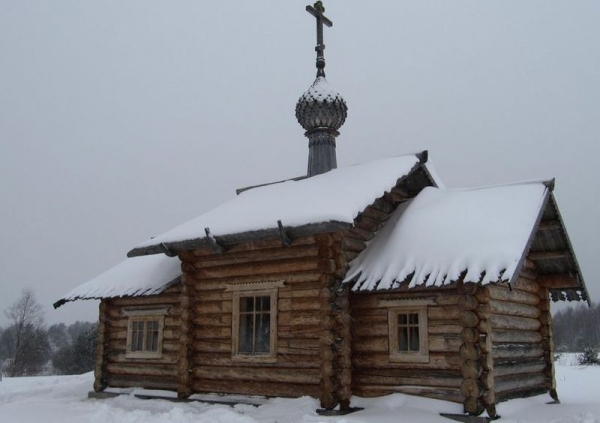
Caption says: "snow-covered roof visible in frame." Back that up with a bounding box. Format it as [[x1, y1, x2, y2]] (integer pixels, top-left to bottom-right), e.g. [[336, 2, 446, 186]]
[[345, 182, 550, 291], [129, 154, 425, 256], [54, 254, 181, 308]]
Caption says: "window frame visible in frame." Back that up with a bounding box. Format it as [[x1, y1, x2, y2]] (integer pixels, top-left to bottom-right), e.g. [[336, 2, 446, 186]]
[[231, 288, 278, 363], [388, 305, 430, 363], [124, 307, 168, 360]]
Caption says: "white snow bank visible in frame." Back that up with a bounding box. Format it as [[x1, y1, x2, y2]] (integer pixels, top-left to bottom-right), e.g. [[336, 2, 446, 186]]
[[1, 365, 600, 423], [346, 182, 548, 291], [56, 254, 181, 305], [135, 154, 421, 249]]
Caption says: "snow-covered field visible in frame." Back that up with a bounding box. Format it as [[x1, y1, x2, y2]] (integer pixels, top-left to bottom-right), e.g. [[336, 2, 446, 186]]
[[1, 361, 599, 423]]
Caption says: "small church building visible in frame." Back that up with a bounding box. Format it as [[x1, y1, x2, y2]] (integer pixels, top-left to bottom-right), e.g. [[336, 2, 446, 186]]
[[55, 3, 588, 419]]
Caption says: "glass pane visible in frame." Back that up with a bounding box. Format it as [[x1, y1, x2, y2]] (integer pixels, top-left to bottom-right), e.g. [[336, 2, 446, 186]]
[[409, 326, 420, 351], [238, 313, 254, 353], [240, 296, 254, 313], [398, 314, 407, 325], [409, 313, 419, 325], [258, 296, 270, 312], [132, 321, 144, 351], [398, 326, 408, 351], [255, 313, 271, 353], [144, 320, 159, 352]]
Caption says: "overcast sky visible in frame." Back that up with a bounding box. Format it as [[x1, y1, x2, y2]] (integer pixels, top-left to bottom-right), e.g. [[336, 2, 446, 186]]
[[1, 1, 598, 326]]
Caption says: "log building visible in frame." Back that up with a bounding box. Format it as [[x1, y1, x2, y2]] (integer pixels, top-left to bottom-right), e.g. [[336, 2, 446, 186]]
[[54, 2, 589, 419]]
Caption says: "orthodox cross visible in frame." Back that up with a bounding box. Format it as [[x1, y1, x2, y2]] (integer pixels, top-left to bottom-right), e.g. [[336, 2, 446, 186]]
[[306, 1, 333, 77]]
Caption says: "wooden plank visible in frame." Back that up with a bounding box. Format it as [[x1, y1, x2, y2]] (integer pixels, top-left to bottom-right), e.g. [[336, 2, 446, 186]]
[[105, 375, 179, 391], [190, 244, 321, 268], [429, 335, 462, 352], [353, 352, 462, 370], [529, 251, 569, 261], [353, 373, 462, 388]]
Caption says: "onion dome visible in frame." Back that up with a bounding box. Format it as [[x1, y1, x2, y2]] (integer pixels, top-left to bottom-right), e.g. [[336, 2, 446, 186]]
[[296, 76, 348, 133]]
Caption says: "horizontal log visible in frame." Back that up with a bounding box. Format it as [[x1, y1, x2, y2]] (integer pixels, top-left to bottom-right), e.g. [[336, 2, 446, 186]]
[[495, 373, 547, 395], [105, 373, 178, 390], [353, 336, 388, 352], [279, 311, 322, 327], [491, 330, 542, 344], [188, 270, 322, 288], [190, 244, 321, 269], [353, 323, 387, 338], [489, 314, 541, 331], [190, 354, 320, 369], [192, 340, 231, 353], [429, 335, 462, 352], [477, 284, 540, 305], [110, 294, 182, 307], [278, 297, 323, 312], [192, 378, 320, 398], [106, 363, 177, 377], [192, 366, 320, 385], [480, 300, 540, 319], [529, 251, 569, 261], [192, 313, 232, 327], [191, 256, 321, 279], [429, 306, 460, 321], [429, 323, 462, 335], [106, 351, 178, 364], [537, 274, 578, 289], [353, 352, 462, 370], [353, 385, 463, 404], [492, 344, 544, 360], [353, 373, 462, 389], [494, 360, 547, 378]]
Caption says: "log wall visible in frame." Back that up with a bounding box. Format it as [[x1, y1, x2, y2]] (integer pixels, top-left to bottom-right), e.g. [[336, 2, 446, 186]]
[[477, 266, 549, 403], [350, 288, 464, 403], [178, 235, 333, 400], [101, 285, 183, 391]]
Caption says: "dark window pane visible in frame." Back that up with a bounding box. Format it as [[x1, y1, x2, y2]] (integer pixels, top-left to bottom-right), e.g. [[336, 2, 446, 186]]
[[239, 313, 254, 353], [409, 326, 420, 351], [409, 313, 419, 325], [240, 297, 254, 313], [255, 314, 271, 353], [398, 326, 408, 351], [398, 314, 407, 325]]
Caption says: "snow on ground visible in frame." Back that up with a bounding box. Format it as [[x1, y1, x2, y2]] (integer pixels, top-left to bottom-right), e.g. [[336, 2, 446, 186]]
[[1, 360, 599, 423]]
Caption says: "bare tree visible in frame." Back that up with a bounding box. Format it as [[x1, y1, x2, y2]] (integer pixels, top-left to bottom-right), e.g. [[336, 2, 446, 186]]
[[1, 288, 49, 376]]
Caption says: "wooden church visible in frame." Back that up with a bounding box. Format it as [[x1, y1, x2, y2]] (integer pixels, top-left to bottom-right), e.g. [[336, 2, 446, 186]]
[[55, 3, 588, 419]]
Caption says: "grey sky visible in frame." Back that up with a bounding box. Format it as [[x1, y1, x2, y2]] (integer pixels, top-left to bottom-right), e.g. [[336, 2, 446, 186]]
[[1, 1, 598, 326]]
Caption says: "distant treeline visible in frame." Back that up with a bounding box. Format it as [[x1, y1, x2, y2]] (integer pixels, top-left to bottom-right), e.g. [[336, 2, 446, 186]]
[[0, 288, 96, 377], [553, 302, 600, 352]]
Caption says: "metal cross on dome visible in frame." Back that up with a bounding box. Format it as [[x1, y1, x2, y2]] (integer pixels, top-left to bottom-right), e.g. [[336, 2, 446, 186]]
[[306, 1, 333, 77]]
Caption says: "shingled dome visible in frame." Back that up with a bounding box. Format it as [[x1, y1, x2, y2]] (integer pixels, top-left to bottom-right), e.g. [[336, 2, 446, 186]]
[[296, 76, 347, 132]]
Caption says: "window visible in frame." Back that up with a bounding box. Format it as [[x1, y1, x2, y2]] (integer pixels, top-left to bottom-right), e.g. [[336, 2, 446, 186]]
[[124, 307, 168, 359], [388, 306, 429, 363], [229, 282, 281, 363]]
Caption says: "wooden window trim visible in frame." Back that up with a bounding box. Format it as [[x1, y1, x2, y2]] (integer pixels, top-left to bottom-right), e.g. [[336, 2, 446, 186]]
[[231, 288, 278, 364], [125, 313, 165, 360], [388, 306, 429, 363]]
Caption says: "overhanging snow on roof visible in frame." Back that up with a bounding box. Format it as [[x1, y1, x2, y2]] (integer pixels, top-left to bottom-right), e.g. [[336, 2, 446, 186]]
[[54, 254, 181, 308], [345, 182, 550, 291], [129, 154, 425, 257]]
